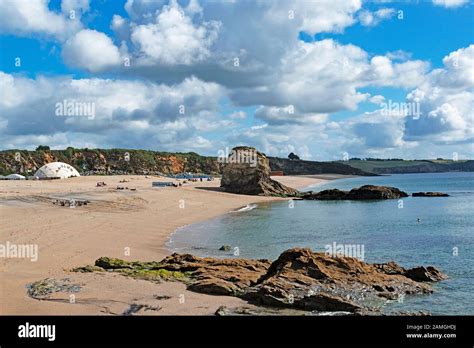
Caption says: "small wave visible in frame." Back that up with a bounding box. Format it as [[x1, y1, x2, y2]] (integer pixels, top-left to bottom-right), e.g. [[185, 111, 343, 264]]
[[232, 203, 258, 212]]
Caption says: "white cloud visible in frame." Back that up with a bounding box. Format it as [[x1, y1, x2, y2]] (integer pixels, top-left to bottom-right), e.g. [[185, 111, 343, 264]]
[[263, 0, 362, 34], [358, 8, 395, 26], [255, 106, 328, 125], [111, 14, 130, 41], [124, 0, 166, 21], [231, 39, 428, 115], [404, 45, 474, 142], [62, 29, 122, 72], [370, 95, 386, 105], [432, 0, 469, 8], [350, 110, 407, 148], [130, 1, 221, 65], [0, 0, 82, 39], [61, 0, 90, 18], [0, 72, 224, 150], [228, 111, 247, 119]]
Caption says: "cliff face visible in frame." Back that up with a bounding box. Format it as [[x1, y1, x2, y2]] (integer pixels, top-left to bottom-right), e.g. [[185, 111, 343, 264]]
[[0, 149, 222, 176], [3, 148, 468, 177]]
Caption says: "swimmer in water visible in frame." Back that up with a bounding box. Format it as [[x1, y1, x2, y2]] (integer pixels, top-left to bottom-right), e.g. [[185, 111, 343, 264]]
[[417, 218, 421, 223]]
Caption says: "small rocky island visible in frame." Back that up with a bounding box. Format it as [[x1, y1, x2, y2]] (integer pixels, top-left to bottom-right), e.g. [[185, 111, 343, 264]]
[[412, 192, 450, 197], [303, 185, 408, 200], [76, 248, 447, 315]]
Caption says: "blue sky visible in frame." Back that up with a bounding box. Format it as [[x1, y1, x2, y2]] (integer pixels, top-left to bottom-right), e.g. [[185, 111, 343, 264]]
[[0, 0, 473, 160]]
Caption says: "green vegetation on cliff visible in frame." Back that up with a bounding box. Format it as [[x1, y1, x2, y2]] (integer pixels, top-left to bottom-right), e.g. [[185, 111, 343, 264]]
[[0, 147, 222, 176], [1, 147, 471, 176]]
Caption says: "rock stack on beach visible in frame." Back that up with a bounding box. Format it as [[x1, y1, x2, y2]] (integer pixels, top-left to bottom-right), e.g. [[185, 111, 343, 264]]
[[220, 146, 299, 196]]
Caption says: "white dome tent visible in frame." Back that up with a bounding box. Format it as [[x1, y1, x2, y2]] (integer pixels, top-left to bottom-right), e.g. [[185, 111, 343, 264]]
[[34, 162, 80, 179]]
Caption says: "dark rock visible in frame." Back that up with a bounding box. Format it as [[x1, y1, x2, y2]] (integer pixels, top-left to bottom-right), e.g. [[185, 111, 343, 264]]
[[304, 185, 408, 200], [404, 266, 448, 282], [219, 245, 231, 251], [161, 249, 446, 313], [412, 192, 449, 197], [188, 277, 241, 295], [26, 278, 82, 299], [221, 146, 300, 196], [348, 185, 408, 199], [52, 198, 90, 207], [215, 305, 309, 316], [83, 248, 447, 314], [158, 252, 271, 295], [303, 189, 348, 200], [374, 261, 406, 275], [240, 248, 437, 312]]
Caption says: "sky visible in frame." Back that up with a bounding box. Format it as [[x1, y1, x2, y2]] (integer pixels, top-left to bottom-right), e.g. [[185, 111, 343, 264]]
[[0, 0, 473, 160]]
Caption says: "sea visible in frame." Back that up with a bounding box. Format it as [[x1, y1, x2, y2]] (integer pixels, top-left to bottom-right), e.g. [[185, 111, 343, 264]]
[[167, 172, 474, 314]]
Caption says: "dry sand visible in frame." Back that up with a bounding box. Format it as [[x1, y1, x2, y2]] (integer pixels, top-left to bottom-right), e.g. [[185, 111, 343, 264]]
[[0, 174, 334, 315]]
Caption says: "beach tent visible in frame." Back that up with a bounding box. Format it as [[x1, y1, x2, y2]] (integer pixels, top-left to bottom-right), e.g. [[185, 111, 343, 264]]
[[34, 162, 80, 179], [5, 174, 26, 180]]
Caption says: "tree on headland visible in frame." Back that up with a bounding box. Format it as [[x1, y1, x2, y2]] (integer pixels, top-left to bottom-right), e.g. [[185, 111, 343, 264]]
[[35, 145, 50, 151], [288, 152, 300, 160]]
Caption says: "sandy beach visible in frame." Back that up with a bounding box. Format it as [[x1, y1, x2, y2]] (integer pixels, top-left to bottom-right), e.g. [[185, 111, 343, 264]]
[[0, 174, 336, 315]]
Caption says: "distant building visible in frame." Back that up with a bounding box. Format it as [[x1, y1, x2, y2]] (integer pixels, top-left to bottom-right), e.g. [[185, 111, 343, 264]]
[[270, 171, 284, 176], [34, 162, 80, 179]]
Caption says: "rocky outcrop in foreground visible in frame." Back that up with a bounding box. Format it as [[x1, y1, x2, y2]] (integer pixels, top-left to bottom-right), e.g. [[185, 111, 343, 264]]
[[304, 185, 408, 200], [221, 146, 299, 196], [84, 248, 446, 314], [412, 192, 449, 197]]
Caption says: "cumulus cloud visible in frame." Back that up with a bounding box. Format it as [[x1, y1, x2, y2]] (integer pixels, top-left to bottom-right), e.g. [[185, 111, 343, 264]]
[[111, 14, 130, 41], [1, 0, 472, 160], [61, 0, 90, 18], [0, 0, 82, 39], [255, 106, 328, 126], [404, 45, 474, 142], [231, 39, 428, 115], [130, 1, 221, 65], [351, 110, 407, 148], [358, 8, 395, 26], [228, 111, 247, 119], [62, 29, 122, 72], [261, 0, 362, 34], [0, 72, 224, 150], [432, 0, 469, 8]]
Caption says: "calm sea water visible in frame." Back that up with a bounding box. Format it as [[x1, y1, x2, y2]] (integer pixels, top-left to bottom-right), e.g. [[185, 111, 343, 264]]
[[168, 172, 474, 314]]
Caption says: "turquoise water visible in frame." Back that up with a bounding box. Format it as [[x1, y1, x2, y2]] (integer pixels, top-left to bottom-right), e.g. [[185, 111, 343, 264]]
[[168, 172, 474, 314]]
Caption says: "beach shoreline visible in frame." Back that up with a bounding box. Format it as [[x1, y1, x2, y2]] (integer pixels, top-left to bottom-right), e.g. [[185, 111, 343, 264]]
[[0, 174, 344, 315]]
